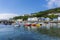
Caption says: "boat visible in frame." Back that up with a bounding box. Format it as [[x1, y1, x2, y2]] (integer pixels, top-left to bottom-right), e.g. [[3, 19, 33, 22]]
[[24, 22, 31, 27], [14, 24, 20, 27], [13, 21, 21, 27], [31, 23, 36, 26], [36, 24, 40, 28]]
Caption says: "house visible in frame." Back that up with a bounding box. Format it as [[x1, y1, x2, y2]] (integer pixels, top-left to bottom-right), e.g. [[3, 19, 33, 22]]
[[53, 18, 58, 21], [38, 17, 45, 21], [16, 19, 23, 22], [38, 17, 51, 21], [27, 17, 38, 22], [48, 13, 60, 16], [45, 18, 50, 21], [58, 17, 60, 21]]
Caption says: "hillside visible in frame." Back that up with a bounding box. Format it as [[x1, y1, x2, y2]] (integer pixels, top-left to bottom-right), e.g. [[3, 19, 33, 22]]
[[13, 7, 60, 20], [32, 7, 60, 17]]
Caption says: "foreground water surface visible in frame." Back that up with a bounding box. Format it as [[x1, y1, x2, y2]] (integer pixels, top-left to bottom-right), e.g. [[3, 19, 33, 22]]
[[0, 24, 60, 40]]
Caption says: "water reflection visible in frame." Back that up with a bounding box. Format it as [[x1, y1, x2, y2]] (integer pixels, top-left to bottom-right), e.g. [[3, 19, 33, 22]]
[[0, 24, 60, 40]]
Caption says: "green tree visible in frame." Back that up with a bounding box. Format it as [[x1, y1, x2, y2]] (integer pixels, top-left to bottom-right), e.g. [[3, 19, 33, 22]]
[[23, 16, 29, 21], [13, 16, 23, 20], [48, 14, 58, 20]]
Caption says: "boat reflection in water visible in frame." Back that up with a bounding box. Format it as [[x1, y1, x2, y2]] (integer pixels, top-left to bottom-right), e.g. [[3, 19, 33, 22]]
[[0, 24, 60, 40]]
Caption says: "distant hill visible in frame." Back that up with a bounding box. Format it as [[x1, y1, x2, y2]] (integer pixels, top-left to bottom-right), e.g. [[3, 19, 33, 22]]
[[32, 7, 60, 17], [43, 7, 60, 13], [13, 7, 60, 20]]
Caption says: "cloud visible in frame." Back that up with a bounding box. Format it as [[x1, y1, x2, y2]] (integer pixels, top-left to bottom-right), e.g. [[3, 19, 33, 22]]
[[0, 13, 19, 20], [47, 0, 60, 9]]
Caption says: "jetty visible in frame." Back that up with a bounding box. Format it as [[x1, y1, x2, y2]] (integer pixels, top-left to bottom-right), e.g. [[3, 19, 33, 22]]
[[0, 20, 15, 25]]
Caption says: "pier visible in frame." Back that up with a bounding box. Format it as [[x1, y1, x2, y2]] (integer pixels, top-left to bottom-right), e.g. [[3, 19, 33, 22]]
[[0, 20, 15, 25]]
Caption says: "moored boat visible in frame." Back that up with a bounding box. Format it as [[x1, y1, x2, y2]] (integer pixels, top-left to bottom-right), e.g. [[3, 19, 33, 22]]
[[36, 24, 40, 28], [14, 24, 20, 27], [24, 22, 31, 27], [13, 21, 21, 27]]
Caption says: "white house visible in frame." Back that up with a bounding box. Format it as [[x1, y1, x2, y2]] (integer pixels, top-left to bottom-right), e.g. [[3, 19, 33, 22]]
[[45, 18, 50, 21], [16, 19, 23, 22], [28, 17, 38, 22], [53, 18, 58, 21], [38, 17, 45, 21], [48, 13, 60, 16], [58, 17, 60, 21]]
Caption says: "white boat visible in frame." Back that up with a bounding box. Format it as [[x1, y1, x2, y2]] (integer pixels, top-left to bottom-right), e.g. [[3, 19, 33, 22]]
[[13, 21, 20, 27], [14, 24, 20, 27]]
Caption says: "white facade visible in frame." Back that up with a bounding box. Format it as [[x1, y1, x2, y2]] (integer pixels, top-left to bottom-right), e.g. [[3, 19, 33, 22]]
[[58, 17, 60, 21], [45, 18, 50, 21], [38, 17, 45, 21], [16, 19, 23, 22], [48, 13, 60, 16], [28, 17, 38, 21], [53, 18, 58, 21]]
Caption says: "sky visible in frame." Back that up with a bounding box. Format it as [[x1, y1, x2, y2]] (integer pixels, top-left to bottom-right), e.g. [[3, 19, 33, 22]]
[[0, 0, 60, 19]]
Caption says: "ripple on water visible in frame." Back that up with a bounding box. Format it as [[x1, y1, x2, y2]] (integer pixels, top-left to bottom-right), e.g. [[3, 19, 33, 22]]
[[0, 25, 60, 40]]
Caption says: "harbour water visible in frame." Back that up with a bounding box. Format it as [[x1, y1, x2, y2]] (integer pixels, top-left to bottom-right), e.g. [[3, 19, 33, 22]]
[[0, 24, 60, 40]]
